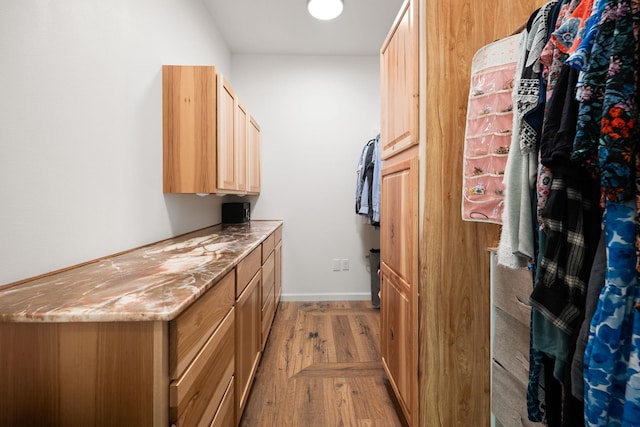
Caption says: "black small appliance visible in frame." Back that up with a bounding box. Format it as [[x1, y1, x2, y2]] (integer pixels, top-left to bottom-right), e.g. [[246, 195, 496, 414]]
[[222, 202, 250, 223]]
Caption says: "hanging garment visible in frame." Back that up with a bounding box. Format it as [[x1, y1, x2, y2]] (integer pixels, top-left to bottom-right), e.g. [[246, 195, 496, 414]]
[[497, 15, 548, 269], [571, 228, 606, 401], [355, 135, 381, 226], [532, 44, 602, 427], [356, 138, 375, 214], [584, 200, 640, 426], [371, 136, 381, 225], [571, 0, 638, 204], [571, 0, 640, 423]]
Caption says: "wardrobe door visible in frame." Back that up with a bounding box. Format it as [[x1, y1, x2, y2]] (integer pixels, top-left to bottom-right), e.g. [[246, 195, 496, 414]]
[[380, 0, 418, 160], [380, 154, 418, 425]]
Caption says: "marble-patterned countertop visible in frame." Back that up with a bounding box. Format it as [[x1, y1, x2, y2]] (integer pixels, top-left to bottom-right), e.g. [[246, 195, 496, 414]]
[[0, 221, 282, 323]]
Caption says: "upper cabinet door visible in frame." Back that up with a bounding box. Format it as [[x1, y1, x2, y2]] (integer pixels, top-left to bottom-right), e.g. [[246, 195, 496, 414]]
[[236, 102, 249, 193], [162, 65, 217, 193], [163, 66, 261, 195], [380, 0, 418, 160], [217, 75, 239, 192], [247, 116, 261, 194]]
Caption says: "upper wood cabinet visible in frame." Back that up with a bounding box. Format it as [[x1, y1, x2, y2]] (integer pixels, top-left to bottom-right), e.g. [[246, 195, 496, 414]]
[[236, 102, 249, 193], [380, 0, 418, 160], [163, 65, 217, 193], [248, 116, 261, 194], [162, 65, 260, 195], [216, 74, 239, 192]]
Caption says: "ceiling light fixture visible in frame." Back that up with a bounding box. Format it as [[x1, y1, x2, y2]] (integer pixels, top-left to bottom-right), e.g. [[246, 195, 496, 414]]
[[307, 0, 344, 20]]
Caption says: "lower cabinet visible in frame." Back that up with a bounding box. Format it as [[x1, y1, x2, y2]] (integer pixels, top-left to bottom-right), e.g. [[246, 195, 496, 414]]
[[261, 250, 275, 350], [211, 377, 236, 427], [0, 230, 282, 427], [235, 268, 261, 423], [274, 239, 282, 305], [169, 309, 235, 426], [380, 266, 414, 422], [380, 154, 418, 425]]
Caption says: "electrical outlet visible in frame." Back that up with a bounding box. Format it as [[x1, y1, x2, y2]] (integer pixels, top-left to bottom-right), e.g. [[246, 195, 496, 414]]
[[341, 259, 350, 271], [332, 259, 341, 271]]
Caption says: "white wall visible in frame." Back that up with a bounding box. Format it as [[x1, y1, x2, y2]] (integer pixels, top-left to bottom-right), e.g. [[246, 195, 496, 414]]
[[0, 0, 232, 284], [231, 54, 380, 301], [0, 1, 382, 301]]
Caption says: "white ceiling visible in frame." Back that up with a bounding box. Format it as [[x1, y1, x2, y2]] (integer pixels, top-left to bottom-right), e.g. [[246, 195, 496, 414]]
[[203, 0, 405, 55]]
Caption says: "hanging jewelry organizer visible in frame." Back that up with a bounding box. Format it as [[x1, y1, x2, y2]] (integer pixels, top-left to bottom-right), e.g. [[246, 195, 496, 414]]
[[461, 34, 520, 224]]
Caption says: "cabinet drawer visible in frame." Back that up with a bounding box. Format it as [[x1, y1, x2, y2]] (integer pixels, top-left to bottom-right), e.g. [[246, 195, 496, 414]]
[[262, 233, 275, 263], [261, 283, 275, 350], [237, 246, 261, 297], [170, 270, 235, 379], [262, 252, 275, 306], [493, 307, 530, 385], [170, 308, 235, 427], [210, 377, 235, 427], [274, 225, 282, 244], [492, 260, 532, 327]]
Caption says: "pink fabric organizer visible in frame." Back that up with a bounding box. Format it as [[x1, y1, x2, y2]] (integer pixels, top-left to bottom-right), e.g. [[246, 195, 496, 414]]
[[462, 35, 519, 224]]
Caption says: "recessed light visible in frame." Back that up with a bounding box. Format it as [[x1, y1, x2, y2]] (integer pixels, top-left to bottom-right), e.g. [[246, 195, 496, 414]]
[[307, 0, 344, 20]]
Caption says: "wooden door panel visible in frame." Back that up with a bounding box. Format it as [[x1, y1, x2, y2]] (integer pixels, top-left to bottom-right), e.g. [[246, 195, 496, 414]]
[[380, 267, 413, 424], [162, 65, 217, 194], [235, 271, 261, 420], [380, 0, 418, 159], [217, 75, 237, 191], [380, 156, 418, 283]]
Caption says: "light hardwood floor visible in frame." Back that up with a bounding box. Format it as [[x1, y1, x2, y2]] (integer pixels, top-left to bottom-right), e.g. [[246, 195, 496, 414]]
[[240, 301, 407, 427]]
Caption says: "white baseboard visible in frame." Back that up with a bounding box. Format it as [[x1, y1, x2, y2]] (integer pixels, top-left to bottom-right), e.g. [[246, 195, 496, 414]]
[[280, 292, 371, 302]]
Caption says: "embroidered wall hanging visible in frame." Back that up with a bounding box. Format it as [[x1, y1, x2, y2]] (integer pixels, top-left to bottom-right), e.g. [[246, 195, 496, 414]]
[[462, 35, 519, 224]]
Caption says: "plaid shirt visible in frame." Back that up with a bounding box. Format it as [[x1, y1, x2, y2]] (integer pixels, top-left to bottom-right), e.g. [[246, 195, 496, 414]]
[[529, 171, 601, 334]]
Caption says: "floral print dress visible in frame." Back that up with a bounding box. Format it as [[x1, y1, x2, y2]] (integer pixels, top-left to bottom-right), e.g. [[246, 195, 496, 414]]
[[570, 0, 640, 425]]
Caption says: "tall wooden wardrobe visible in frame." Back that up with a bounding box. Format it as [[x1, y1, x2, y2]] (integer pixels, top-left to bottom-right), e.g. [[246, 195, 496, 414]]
[[379, 0, 546, 425]]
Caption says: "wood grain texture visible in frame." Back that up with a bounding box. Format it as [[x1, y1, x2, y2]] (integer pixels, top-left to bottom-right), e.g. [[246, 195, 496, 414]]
[[0, 321, 167, 427], [262, 251, 275, 306], [380, 152, 419, 424], [261, 233, 275, 263], [418, 0, 547, 425], [217, 74, 239, 192], [236, 246, 261, 297], [170, 309, 235, 427], [235, 270, 262, 421], [492, 259, 533, 326], [493, 308, 531, 386], [492, 362, 542, 427], [261, 282, 275, 350], [236, 101, 249, 192], [248, 116, 261, 194], [163, 65, 217, 194], [211, 378, 235, 427], [380, 266, 414, 424], [169, 270, 235, 379], [275, 241, 283, 305], [380, 0, 418, 160], [240, 301, 407, 427]]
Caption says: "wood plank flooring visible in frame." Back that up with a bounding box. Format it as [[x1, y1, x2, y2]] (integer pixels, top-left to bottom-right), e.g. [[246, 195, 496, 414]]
[[240, 301, 407, 427]]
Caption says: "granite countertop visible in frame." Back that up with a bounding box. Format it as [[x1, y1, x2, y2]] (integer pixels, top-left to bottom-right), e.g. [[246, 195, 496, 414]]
[[0, 220, 282, 323]]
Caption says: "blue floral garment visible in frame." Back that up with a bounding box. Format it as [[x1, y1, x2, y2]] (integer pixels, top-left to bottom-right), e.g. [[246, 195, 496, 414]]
[[584, 200, 640, 426], [571, 0, 639, 203], [565, 0, 607, 71]]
